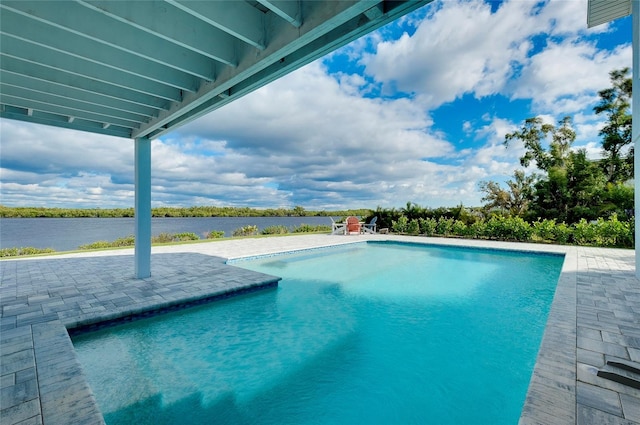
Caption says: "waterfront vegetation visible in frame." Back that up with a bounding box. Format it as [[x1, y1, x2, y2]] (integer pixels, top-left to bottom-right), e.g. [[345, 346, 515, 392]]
[[0, 205, 370, 219], [0, 247, 56, 257], [0, 224, 333, 257]]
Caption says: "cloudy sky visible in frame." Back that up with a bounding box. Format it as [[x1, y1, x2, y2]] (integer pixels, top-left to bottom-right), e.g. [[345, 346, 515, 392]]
[[0, 0, 633, 210]]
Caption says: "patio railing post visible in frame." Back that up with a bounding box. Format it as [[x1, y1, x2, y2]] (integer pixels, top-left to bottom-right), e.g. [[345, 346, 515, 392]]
[[135, 137, 152, 278]]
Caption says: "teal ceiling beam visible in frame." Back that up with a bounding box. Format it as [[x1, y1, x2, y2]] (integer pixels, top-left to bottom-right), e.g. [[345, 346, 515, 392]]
[[0, 55, 171, 111], [0, 72, 158, 118], [1, 1, 219, 79], [258, 0, 303, 27], [0, 10, 198, 92], [168, 0, 266, 50], [0, 105, 133, 138], [0, 84, 150, 124], [81, 0, 242, 65], [0, 36, 182, 102], [0, 93, 141, 129]]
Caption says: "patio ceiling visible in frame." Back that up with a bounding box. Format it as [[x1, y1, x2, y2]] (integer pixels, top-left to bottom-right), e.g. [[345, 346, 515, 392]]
[[0, 0, 430, 140]]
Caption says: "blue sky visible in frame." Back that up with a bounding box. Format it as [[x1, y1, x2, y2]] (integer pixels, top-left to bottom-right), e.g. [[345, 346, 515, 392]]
[[0, 0, 633, 210]]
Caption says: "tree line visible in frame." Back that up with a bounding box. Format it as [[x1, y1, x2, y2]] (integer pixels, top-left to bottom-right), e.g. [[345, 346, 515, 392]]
[[0, 205, 372, 219]]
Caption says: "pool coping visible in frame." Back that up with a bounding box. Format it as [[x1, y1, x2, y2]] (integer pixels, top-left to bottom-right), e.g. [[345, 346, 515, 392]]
[[1, 234, 639, 424]]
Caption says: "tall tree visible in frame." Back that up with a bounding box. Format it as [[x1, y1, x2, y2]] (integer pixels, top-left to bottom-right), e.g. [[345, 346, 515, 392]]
[[504, 117, 577, 221], [505, 116, 575, 171], [479, 170, 536, 216], [401, 201, 423, 220], [565, 149, 606, 222], [594, 67, 633, 182]]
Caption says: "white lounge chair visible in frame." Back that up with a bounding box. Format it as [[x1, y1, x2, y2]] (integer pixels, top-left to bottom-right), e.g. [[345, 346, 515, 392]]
[[330, 217, 346, 235], [362, 216, 377, 234]]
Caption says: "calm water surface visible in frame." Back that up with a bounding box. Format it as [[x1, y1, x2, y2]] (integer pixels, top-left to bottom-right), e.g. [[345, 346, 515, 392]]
[[0, 217, 334, 251]]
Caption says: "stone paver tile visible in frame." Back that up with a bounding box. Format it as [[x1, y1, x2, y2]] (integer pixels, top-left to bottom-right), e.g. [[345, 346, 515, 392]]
[[578, 326, 603, 341], [619, 393, 640, 423], [1, 373, 16, 389], [0, 398, 41, 425], [520, 380, 575, 424], [0, 379, 38, 407], [0, 350, 35, 376], [13, 415, 42, 425], [15, 368, 36, 384], [0, 339, 34, 358], [577, 382, 623, 417], [577, 405, 638, 425], [577, 336, 630, 359], [577, 348, 605, 367]]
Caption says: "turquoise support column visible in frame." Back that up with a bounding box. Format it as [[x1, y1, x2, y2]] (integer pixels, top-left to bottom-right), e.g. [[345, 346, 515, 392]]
[[135, 137, 151, 278], [633, 0, 639, 277]]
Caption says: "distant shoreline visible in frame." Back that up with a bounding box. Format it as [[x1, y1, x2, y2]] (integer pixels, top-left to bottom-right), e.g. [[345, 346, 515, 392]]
[[0, 205, 372, 219]]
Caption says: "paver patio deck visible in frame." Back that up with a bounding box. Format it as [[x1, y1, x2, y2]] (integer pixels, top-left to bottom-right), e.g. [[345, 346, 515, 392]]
[[1, 234, 639, 424]]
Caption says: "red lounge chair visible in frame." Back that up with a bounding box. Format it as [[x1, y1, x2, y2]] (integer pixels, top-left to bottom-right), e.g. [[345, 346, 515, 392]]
[[346, 216, 361, 235]]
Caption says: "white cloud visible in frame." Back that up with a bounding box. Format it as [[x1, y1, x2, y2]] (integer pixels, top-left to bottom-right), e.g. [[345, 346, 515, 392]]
[[175, 61, 474, 208], [512, 41, 631, 114], [361, 0, 631, 118], [362, 0, 547, 107]]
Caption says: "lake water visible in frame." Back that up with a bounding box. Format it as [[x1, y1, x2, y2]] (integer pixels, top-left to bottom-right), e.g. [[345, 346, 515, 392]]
[[0, 217, 335, 252]]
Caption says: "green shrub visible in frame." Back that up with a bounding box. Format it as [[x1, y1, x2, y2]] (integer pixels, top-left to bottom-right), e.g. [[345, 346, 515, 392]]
[[436, 217, 454, 236], [173, 232, 200, 241], [451, 220, 468, 237], [206, 230, 225, 239], [232, 225, 258, 237], [572, 219, 598, 246], [113, 235, 136, 246], [596, 215, 633, 247], [406, 219, 420, 235], [553, 222, 572, 244], [0, 247, 19, 257], [151, 233, 175, 243], [79, 241, 112, 250], [418, 217, 437, 236], [485, 216, 532, 242], [392, 216, 408, 233], [79, 235, 135, 249], [262, 225, 290, 235], [0, 247, 56, 257], [149, 232, 199, 243], [532, 219, 557, 242], [468, 221, 486, 239], [293, 224, 331, 233]]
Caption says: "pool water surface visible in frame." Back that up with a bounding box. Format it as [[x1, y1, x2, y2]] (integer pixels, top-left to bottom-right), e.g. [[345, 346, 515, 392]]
[[72, 242, 564, 424]]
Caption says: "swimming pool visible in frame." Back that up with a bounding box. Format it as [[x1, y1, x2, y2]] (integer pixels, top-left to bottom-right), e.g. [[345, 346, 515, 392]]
[[72, 241, 564, 424]]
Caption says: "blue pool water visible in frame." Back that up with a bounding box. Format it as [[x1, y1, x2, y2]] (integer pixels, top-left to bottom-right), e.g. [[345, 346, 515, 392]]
[[72, 242, 564, 424]]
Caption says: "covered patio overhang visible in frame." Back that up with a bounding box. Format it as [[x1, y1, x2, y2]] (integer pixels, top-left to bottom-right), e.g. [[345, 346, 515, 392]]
[[0, 0, 431, 278]]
